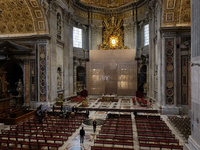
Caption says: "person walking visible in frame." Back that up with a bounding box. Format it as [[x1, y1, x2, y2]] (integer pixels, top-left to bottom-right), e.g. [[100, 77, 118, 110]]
[[93, 119, 97, 133], [80, 127, 85, 143]]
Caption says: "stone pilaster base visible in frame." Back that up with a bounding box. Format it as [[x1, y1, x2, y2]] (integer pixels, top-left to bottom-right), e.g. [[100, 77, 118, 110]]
[[161, 105, 179, 115], [185, 136, 200, 150]]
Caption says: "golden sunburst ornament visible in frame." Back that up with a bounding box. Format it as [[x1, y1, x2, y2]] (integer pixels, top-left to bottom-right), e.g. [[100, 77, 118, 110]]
[[109, 36, 119, 49]]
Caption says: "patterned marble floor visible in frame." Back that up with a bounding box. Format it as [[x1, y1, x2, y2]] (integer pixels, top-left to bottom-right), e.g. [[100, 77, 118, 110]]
[[57, 96, 187, 150], [0, 96, 187, 150]]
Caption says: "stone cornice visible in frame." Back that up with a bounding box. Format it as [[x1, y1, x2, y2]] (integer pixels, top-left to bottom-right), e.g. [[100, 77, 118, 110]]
[[159, 26, 191, 33], [0, 34, 51, 41]]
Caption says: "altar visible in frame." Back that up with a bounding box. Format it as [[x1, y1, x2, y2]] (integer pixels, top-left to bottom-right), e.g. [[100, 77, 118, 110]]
[[86, 50, 137, 96], [102, 95, 116, 101]]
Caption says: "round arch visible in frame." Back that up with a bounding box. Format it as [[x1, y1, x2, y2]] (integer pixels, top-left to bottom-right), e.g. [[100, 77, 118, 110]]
[[2, 61, 23, 96]]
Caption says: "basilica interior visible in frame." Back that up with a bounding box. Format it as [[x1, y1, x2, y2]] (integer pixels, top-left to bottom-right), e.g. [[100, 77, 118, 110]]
[[0, 0, 199, 150]]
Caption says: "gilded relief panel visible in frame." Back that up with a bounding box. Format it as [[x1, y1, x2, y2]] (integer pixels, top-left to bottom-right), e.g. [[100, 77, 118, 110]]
[[163, 0, 181, 26], [163, 0, 190, 26], [180, 0, 191, 25], [0, 0, 47, 35]]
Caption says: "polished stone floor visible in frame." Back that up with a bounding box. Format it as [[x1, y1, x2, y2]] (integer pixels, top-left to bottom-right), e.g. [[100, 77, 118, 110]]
[[0, 96, 187, 150], [57, 96, 187, 150]]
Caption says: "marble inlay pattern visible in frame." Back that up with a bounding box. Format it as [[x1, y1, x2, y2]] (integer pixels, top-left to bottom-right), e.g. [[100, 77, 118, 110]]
[[181, 55, 188, 105], [165, 38, 174, 105], [39, 44, 46, 102]]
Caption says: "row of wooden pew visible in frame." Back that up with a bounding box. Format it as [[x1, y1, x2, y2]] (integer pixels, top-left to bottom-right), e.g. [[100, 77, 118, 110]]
[[0, 113, 86, 150], [92, 114, 134, 150], [136, 115, 183, 150]]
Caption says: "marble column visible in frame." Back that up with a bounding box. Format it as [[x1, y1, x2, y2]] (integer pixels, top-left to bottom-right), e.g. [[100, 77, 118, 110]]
[[24, 60, 30, 106], [49, 2, 58, 103], [73, 60, 77, 95], [63, 12, 70, 97], [68, 22, 74, 96], [186, 0, 200, 149], [148, 14, 155, 99]]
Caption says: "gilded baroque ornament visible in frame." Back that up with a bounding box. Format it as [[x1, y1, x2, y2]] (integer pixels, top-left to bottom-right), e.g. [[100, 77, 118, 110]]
[[80, 0, 138, 8], [163, 0, 191, 26], [41, 0, 49, 17], [100, 15, 129, 50], [0, 0, 47, 35]]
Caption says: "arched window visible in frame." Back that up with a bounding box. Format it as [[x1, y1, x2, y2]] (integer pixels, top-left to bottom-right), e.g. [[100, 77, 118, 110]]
[[73, 27, 82, 48], [144, 24, 149, 46]]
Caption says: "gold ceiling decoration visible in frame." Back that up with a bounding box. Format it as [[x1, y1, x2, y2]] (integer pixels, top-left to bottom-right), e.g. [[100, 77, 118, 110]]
[[74, 3, 147, 20], [100, 15, 129, 50], [163, 0, 191, 27], [0, 0, 47, 35], [80, 0, 138, 8]]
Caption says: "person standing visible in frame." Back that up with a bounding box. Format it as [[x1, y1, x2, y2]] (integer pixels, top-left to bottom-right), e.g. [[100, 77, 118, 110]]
[[86, 109, 89, 118], [93, 119, 97, 133], [80, 127, 85, 143]]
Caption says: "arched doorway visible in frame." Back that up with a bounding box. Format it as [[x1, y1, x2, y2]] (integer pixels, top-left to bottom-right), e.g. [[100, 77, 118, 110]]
[[4, 62, 23, 96], [76, 66, 86, 92], [138, 65, 147, 93]]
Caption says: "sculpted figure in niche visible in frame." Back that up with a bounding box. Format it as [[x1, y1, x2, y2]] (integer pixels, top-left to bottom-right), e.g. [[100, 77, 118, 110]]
[[16, 79, 23, 97], [57, 68, 62, 90], [57, 13, 61, 36]]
